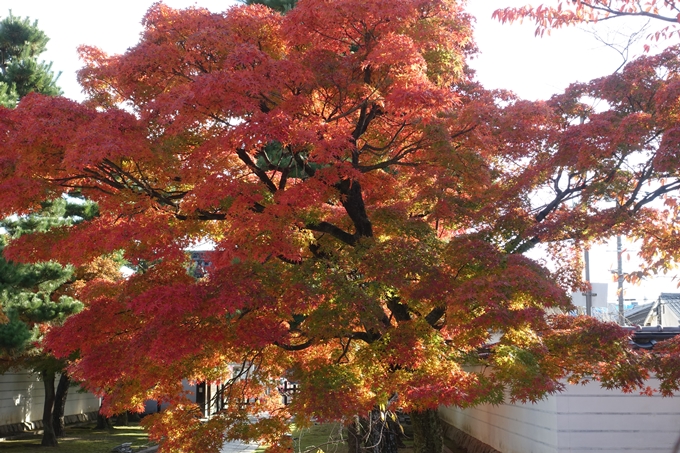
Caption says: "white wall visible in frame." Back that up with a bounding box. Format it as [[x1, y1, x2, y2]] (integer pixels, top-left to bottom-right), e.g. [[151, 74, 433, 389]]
[[62, 381, 100, 421], [440, 379, 680, 453], [554, 381, 680, 452], [0, 372, 99, 428], [440, 393, 558, 453]]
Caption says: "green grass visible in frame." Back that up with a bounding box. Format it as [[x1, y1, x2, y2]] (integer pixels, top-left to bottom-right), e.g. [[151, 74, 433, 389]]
[[0, 423, 154, 453], [291, 422, 347, 453], [287, 422, 415, 453], [0, 421, 420, 453]]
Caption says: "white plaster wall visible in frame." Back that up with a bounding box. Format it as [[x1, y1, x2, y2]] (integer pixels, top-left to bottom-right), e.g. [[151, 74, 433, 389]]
[[0, 372, 39, 426], [0, 372, 99, 426], [62, 384, 100, 418], [440, 379, 680, 453], [440, 395, 558, 453], [555, 380, 680, 452]]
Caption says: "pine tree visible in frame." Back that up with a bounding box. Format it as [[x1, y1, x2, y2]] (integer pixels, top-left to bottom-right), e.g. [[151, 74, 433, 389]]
[[0, 198, 99, 446], [0, 11, 61, 108], [242, 0, 297, 13], [0, 14, 72, 445]]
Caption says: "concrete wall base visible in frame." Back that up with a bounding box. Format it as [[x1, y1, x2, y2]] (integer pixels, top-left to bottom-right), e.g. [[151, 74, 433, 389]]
[[441, 418, 501, 453], [0, 411, 98, 438]]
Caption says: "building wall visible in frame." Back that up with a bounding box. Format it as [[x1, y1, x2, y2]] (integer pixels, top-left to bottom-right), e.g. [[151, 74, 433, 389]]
[[439, 379, 680, 453], [0, 371, 99, 430], [439, 393, 558, 453], [553, 380, 680, 452]]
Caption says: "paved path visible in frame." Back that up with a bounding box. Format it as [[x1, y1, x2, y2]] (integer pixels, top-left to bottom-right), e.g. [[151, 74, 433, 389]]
[[219, 440, 259, 453]]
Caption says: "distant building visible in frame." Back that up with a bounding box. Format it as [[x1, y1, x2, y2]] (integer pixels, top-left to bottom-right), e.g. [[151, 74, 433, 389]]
[[624, 293, 680, 326], [189, 250, 212, 278], [570, 282, 609, 310]]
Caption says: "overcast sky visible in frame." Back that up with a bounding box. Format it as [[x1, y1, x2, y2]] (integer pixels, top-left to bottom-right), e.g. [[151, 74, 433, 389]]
[[7, 0, 680, 306]]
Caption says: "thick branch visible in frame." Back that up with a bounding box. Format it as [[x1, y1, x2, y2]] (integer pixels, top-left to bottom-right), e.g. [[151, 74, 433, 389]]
[[350, 331, 381, 344], [633, 178, 680, 212], [386, 296, 411, 322], [425, 306, 446, 329], [352, 102, 382, 142], [337, 179, 373, 239], [236, 148, 278, 193], [273, 338, 314, 351], [306, 221, 357, 246]]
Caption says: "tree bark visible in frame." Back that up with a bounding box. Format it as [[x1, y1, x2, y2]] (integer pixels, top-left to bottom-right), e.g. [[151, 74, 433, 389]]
[[115, 411, 129, 426], [347, 417, 364, 453], [381, 411, 399, 453], [365, 412, 381, 453], [52, 373, 69, 437], [96, 411, 112, 430], [410, 409, 443, 453], [347, 411, 400, 453], [95, 397, 113, 430], [362, 409, 399, 453], [40, 369, 58, 447]]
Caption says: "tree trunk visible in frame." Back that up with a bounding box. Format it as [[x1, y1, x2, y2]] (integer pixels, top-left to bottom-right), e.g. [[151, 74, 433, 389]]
[[115, 411, 129, 426], [410, 409, 443, 453], [96, 411, 112, 430], [52, 373, 69, 437], [346, 410, 400, 453], [347, 417, 363, 453], [387, 412, 406, 448], [40, 369, 58, 447], [365, 409, 398, 453], [365, 412, 381, 453], [95, 397, 113, 430], [381, 411, 399, 453]]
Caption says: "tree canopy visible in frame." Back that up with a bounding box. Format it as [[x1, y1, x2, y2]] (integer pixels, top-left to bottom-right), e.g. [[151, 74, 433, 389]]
[[2, 0, 680, 452], [0, 197, 109, 446], [0, 201, 83, 354], [494, 0, 680, 41], [0, 11, 61, 108], [0, 13, 88, 446]]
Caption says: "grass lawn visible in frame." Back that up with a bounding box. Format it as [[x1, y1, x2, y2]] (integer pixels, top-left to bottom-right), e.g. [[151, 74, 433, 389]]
[[287, 423, 468, 453], [0, 420, 461, 453], [0, 423, 154, 453], [292, 422, 347, 453]]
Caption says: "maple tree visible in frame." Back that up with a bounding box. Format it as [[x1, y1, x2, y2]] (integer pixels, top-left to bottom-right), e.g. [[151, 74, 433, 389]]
[[491, 0, 680, 279], [494, 0, 680, 41], [2, 0, 680, 452]]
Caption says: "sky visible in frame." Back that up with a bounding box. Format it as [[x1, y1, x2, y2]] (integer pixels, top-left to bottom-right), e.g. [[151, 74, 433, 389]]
[[10, 0, 668, 102], [6, 0, 680, 308]]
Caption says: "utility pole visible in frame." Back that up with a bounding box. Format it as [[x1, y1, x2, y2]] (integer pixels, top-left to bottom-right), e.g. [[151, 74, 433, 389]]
[[579, 115, 595, 317], [617, 235, 624, 325], [584, 247, 593, 316]]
